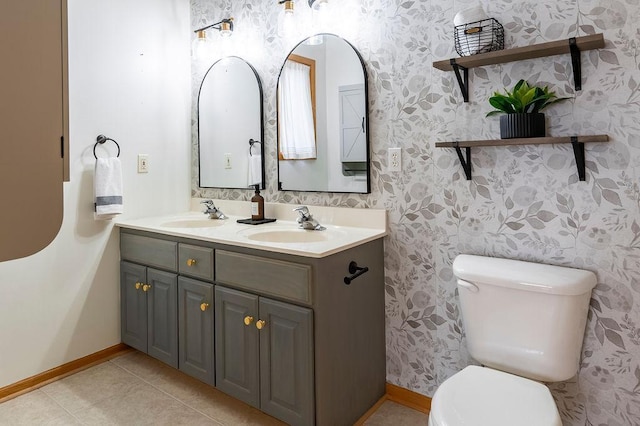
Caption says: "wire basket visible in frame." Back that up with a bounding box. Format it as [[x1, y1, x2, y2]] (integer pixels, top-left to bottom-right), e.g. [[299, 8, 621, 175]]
[[454, 18, 504, 57]]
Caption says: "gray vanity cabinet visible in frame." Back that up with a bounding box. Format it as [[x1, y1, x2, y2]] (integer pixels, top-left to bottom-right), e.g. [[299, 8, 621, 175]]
[[178, 276, 214, 385], [120, 261, 178, 368], [215, 286, 314, 425], [120, 228, 385, 426]]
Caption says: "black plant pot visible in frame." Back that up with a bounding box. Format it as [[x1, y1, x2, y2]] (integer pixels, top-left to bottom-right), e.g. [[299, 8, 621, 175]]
[[499, 113, 546, 139]]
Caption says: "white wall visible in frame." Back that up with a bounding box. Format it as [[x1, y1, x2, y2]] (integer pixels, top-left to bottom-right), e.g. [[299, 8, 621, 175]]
[[0, 0, 191, 388]]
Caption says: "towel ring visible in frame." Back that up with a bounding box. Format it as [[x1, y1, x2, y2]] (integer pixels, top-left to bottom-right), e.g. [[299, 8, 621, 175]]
[[249, 139, 261, 156], [94, 134, 121, 159]]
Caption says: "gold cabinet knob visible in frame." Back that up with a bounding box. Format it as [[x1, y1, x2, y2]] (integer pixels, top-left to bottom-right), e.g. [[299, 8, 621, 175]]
[[135, 282, 142, 290], [256, 320, 266, 330], [187, 259, 197, 267], [142, 284, 152, 292], [243, 316, 254, 326], [200, 302, 209, 312]]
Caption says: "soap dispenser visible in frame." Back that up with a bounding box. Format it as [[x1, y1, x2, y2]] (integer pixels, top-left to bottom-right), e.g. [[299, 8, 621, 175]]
[[251, 184, 264, 221]]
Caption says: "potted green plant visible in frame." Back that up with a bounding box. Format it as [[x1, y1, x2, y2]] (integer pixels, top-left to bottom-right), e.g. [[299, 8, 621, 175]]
[[486, 79, 569, 139]]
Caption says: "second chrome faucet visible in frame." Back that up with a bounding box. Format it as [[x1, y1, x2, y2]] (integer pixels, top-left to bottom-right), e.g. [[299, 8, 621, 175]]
[[201, 200, 227, 220], [293, 206, 325, 231]]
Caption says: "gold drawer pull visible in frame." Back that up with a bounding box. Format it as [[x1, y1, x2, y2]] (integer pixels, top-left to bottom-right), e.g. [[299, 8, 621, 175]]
[[200, 302, 209, 312], [256, 320, 266, 330], [243, 316, 254, 326], [135, 282, 142, 290], [142, 284, 152, 292], [187, 259, 197, 267]]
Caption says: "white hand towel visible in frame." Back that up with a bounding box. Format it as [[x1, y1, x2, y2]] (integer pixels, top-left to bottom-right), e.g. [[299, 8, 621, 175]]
[[94, 157, 123, 219], [248, 151, 262, 186]]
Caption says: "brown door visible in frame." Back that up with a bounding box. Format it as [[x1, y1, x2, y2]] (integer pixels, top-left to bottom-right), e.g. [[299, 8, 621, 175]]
[[0, 0, 67, 261]]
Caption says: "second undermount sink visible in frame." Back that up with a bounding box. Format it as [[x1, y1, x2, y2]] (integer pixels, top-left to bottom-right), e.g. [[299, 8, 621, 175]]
[[160, 219, 225, 228], [243, 229, 330, 243]]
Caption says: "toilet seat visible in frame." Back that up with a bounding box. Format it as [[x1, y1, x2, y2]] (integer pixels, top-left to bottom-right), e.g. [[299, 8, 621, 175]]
[[429, 366, 562, 426]]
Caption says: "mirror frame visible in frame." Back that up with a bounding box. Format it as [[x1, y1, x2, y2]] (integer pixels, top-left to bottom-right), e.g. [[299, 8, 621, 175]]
[[197, 56, 265, 190], [276, 33, 370, 194]]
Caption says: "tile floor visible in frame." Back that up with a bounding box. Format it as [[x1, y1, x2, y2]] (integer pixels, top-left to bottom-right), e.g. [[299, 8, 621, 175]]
[[0, 351, 428, 425]]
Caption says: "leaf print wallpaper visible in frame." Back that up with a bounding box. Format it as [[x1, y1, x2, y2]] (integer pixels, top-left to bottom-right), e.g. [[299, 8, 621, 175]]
[[191, 0, 640, 423]]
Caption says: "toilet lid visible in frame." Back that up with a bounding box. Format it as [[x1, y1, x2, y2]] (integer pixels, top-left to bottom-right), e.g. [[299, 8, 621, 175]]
[[430, 366, 562, 426]]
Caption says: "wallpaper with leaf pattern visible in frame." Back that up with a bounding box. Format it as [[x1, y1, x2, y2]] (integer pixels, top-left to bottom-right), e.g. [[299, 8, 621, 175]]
[[191, 0, 640, 423]]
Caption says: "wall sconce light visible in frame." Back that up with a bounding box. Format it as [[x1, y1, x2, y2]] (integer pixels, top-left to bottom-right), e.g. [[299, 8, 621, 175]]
[[277, 0, 296, 36], [280, 0, 295, 15], [194, 17, 234, 38], [192, 18, 234, 60]]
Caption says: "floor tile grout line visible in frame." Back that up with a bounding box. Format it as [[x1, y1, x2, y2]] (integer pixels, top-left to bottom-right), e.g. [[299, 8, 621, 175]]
[[38, 361, 148, 421], [35, 388, 88, 425], [108, 357, 226, 425]]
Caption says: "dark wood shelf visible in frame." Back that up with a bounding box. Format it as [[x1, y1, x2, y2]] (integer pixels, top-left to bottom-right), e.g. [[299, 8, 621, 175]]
[[435, 134, 609, 148], [432, 33, 605, 102], [436, 135, 609, 181], [432, 34, 604, 71]]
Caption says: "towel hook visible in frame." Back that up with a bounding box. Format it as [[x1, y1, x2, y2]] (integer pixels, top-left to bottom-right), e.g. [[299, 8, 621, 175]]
[[94, 134, 121, 159]]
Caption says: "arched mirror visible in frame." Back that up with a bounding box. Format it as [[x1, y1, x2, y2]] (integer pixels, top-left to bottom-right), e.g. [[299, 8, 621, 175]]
[[277, 34, 370, 193], [198, 56, 264, 189]]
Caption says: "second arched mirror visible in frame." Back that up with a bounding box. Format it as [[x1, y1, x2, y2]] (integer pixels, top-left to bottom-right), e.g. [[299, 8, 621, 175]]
[[277, 34, 370, 193], [198, 56, 264, 189]]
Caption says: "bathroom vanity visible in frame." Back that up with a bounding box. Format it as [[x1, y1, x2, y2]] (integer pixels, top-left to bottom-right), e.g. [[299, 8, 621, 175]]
[[116, 201, 387, 426]]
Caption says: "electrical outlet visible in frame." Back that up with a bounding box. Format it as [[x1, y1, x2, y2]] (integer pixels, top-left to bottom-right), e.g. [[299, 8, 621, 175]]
[[224, 153, 232, 169], [389, 147, 401, 172], [137, 154, 149, 173]]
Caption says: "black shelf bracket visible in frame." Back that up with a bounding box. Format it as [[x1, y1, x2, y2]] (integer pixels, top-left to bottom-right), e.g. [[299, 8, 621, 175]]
[[454, 144, 472, 180], [569, 38, 582, 91], [570, 136, 586, 181], [450, 59, 469, 102]]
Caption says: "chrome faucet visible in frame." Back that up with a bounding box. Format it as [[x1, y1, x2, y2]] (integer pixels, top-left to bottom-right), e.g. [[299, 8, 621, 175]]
[[293, 206, 325, 231], [201, 200, 227, 219]]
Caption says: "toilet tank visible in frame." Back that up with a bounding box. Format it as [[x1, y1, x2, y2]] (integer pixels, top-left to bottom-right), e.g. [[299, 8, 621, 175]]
[[453, 254, 597, 382]]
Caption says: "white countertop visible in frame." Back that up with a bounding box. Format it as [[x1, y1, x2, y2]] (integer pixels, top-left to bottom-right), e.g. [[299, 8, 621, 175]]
[[115, 199, 387, 258]]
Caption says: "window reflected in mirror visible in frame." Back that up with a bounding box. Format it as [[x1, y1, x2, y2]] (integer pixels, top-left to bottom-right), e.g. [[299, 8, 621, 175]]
[[278, 54, 317, 160], [277, 34, 370, 193]]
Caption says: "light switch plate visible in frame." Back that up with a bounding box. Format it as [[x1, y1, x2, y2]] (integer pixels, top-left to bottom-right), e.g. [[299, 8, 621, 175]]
[[137, 154, 149, 173]]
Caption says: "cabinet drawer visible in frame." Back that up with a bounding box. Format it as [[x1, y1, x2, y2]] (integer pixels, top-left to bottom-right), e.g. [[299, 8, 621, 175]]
[[121, 233, 177, 272], [215, 250, 312, 305], [179, 244, 214, 281]]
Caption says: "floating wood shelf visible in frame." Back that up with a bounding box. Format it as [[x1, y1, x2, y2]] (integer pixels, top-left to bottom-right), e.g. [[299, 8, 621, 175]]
[[436, 135, 609, 181], [433, 33, 605, 102]]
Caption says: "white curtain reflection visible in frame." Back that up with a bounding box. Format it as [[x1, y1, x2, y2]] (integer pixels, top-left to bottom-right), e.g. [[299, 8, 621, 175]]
[[278, 60, 317, 159]]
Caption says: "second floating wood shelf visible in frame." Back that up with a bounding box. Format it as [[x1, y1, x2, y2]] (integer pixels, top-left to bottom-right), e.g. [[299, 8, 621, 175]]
[[436, 135, 609, 181]]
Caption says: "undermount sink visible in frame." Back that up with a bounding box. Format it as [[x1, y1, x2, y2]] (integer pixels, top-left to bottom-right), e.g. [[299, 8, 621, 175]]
[[160, 219, 225, 228], [243, 229, 329, 243]]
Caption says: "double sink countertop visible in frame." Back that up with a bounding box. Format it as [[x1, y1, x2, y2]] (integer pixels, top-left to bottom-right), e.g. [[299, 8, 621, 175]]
[[115, 199, 387, 258]]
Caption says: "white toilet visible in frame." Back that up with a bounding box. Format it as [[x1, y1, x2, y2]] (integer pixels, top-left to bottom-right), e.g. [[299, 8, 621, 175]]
[[428, 254, 597, 426]]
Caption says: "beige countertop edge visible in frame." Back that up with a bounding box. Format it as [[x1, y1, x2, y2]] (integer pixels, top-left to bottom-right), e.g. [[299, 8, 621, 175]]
[[115, 212, 387, 259]]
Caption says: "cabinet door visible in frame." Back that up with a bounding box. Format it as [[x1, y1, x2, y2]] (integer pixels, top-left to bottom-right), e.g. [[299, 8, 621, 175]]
[[215, 286, 260, 407], [178, 277, 214, 385], [120, 262, 147, 353], [259, 298, 314, 426], [147, 268, 178, 368]]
